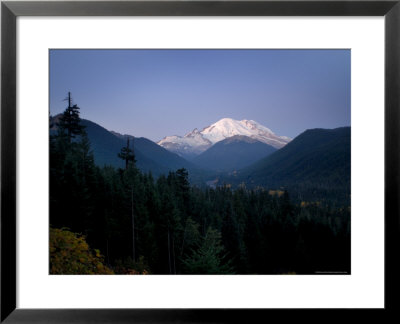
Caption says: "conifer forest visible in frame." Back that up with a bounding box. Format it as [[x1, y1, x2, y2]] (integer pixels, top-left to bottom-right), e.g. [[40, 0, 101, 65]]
[[50, 93, 350, 275]]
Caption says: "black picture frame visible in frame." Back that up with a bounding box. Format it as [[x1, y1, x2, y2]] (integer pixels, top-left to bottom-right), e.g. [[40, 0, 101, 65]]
[[1, 0, 399, 322]]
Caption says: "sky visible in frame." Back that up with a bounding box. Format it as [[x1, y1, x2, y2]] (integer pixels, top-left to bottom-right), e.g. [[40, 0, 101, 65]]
[[50, 49, 350, 142]]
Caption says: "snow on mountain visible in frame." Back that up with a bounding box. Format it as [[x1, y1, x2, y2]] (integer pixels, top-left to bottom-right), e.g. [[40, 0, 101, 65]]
[[158, 118, 291, 159], [157, 131, 212, 158]]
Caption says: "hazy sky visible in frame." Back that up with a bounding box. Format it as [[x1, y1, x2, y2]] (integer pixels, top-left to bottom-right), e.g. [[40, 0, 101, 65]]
[[50, 49, 350, 142]]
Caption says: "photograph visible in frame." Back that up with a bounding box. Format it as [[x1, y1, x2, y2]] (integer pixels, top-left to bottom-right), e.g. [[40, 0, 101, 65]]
[[49, 49, 351, 275]]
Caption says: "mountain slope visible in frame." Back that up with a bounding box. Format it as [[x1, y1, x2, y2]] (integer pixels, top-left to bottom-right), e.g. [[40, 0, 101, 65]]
[[81, 119, 171, 175], [110, 130, 200, 172], [158, 118, 291, 159], [224, 127, 351, 202], [192, 135, 277, 172], [50, 115, 201, 177], [242, 127, 350, 186]]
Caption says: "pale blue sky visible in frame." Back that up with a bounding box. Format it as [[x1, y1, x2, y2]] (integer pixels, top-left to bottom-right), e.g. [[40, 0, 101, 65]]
[[50, 49, 350, 142]]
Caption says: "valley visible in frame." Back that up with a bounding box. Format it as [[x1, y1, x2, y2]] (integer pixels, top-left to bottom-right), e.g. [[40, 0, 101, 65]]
[[51, 115, 350, 205], [49, 49, 351, 275]]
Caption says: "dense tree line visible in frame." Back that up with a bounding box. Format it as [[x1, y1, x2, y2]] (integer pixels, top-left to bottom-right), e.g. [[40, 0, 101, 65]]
[[50, 97, 350, 274]]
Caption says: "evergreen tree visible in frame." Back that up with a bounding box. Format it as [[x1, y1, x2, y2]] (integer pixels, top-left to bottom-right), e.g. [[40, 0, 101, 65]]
[[180, 217, 201, 258], [182, 227, 234, 274], [57, 92, 85, 143], [118, 137, 136, 170]]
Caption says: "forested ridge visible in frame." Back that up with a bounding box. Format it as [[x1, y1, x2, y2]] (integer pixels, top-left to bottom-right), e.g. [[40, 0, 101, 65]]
[[50, 96, 350, 274]]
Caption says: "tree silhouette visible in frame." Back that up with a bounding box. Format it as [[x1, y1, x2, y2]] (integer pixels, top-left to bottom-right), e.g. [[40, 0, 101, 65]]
[[118, 137, 136, 170], [57, 92, 85, 143]]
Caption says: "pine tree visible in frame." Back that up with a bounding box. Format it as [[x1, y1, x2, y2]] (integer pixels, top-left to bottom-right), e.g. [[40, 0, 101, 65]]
[[118, 137, 136, 170], [57, 92, 85, 143], [182, 227, 234, 274], [118, 142, 137, 262]]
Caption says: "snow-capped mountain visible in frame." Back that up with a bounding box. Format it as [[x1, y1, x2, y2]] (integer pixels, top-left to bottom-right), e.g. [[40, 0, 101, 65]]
[[158, 118, 291, 159]]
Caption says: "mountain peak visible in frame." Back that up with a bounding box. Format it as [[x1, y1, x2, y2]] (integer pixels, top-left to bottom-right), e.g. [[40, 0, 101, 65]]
[[158, 117, 291, 159]]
